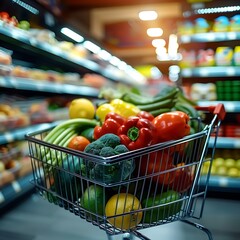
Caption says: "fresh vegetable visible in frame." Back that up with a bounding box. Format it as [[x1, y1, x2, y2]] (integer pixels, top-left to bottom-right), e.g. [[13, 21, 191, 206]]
[[17, 20, 30, 30], [93, 112, 126, 140], [170, 163, 194, 193], [81, 185, 106, 217], [152, 111, 191, 143], [8, 16, 18, 26], [137, 111, 154, 121], [68, 98, 95, 119], [96, 99, 140, 122], [139, 151, 175, 186], [142, 190, 181, 223], [40, 118, 99, 171], [122, 86, 179, 105], [118, 116, 157, 151], [0, 12, 9, 21], [105, 193, 142, 230], [82, 133, 135, 184], [53, 155, 83, 202], [95, 103, 115, 122], [67, 136, 90, 151], [80, 127, 95, 142], [136, 98, 176, 112]]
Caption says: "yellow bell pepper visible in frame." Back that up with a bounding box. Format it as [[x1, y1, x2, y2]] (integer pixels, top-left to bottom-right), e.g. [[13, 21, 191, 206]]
[[96, 99, 140, 122]]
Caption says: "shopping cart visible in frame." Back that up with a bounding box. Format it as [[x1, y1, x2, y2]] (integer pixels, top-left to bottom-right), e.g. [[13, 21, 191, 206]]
[[25, 104, 225, 240]]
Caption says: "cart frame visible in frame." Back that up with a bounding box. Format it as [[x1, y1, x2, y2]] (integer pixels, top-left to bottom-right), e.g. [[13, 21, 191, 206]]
[[26, 104, 225, 240]]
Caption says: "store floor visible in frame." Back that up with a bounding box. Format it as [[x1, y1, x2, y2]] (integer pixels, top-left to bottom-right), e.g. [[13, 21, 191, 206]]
[[0, 193, 239, 240]]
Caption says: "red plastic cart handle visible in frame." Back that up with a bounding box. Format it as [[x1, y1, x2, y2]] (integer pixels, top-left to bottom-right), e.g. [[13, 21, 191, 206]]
[[195, 103, 226, 121]]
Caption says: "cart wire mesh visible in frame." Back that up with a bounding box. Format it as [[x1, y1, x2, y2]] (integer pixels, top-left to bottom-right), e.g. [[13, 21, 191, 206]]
[[25, 104, 225, 239]]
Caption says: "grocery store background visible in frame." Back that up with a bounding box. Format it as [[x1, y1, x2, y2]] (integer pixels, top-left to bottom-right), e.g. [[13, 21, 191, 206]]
[[0, 0, 240, 240]]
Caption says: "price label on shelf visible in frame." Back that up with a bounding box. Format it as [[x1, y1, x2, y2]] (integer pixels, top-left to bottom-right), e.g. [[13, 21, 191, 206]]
[[182, 68, 192, 77], [218, 177, 229, 187], [0, 192, 5, 204], [12, 181, 21, 193]]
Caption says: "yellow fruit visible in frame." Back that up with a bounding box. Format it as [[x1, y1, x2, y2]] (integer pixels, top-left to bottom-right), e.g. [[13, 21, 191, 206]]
[[213, 158, 225, 168], [228, 168, 239, 178], [69, 98, 95, 119], [105, 193, 142, 230], [225, 158, 236, 169]]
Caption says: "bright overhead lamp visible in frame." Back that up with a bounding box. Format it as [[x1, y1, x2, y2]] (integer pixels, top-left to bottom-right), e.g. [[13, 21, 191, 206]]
[[12, 0, 39, 15], [139, 10, 158, 21], [98, 49, 112, 61], [147, 28, 163, 37], [83, 41, 101, 53], [152, 39, 166, 48], [61, 27, 84, 43]]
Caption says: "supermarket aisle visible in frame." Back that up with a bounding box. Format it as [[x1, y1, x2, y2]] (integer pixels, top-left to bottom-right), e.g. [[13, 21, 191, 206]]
[[0, 193, 240, 240]]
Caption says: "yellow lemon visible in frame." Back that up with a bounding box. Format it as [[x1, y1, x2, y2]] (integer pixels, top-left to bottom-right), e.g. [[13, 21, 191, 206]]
[[69, 98, 95, 119]]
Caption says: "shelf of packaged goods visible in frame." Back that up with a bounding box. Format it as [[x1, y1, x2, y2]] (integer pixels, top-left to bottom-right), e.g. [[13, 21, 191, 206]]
[[0, 76, 99, 97], [0, 26, 145, 85], [200, 175, 240, 193], [180, 32, 240, 43], [197, 101, 240, 113], [181, 66, 240, 78], [0, 121, 61, 145], [209, 137, 240, 149], [0, 172, 34, 210]]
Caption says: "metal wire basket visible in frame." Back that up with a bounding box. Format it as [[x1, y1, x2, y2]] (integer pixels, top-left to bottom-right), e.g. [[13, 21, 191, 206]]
[[25, 104, 225, 240]]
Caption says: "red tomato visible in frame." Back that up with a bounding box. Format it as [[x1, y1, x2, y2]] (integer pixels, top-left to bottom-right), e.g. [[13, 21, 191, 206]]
[[139, 151, 175, 186], [67, 136, 90, 151], [170, 163, 194, 193]]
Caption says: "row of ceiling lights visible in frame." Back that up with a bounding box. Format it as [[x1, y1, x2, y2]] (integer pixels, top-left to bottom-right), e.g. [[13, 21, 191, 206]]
[[138, 10, 181, 61]]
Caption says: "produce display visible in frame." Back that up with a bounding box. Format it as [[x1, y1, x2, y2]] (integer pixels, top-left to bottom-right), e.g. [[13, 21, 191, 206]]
[[29, 85, 209, 231], [202, 149, 240, 178]]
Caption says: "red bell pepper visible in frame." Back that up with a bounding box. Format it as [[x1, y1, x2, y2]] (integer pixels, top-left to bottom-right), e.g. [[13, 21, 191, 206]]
[[93, 112, 125, 140], [137, 111, 154, 121], [152, 111, 191, 143], [118, 116, 157, 151], [139, 151, 175, 186], [170, 163, 194, 193]]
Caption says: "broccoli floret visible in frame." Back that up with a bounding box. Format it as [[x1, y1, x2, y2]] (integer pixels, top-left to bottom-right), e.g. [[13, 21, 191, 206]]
[[98, 133, 121, 148], [84, 133, 121, 156], [84, 141, 104, 155], [100, 145, 128, 157], [100, 146, 116, 157], [114, 144, 129, 154]]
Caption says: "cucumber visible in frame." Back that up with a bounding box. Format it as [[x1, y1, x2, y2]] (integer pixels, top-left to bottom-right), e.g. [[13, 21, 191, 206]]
[[137, 98, 176, 111], [149, 108, 171, 117], [122, 87, 179, 105]]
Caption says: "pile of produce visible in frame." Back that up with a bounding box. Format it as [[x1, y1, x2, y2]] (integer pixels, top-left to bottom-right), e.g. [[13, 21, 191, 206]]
[[38, 86, 203, 230]]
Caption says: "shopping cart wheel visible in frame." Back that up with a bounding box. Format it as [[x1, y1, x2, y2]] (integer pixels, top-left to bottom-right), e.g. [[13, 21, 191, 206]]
[[181, 219, 213, 240]]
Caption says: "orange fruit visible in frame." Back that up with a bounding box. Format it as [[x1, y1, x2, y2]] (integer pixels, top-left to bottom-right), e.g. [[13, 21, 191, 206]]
[[67, 136, 90, 151]]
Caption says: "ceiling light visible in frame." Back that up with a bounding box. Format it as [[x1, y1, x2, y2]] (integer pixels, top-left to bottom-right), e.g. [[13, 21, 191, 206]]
[[147, 28, 163, 37], [195, 6, 240, 14], [98, 49, 112, 61], [61, 27, 84, 43], [155, 47, 167, 55], [83, 41, 101, 53], [152, 39, 166, 48], [12, 0, 39, 15], [139, 11, 158, 21]]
